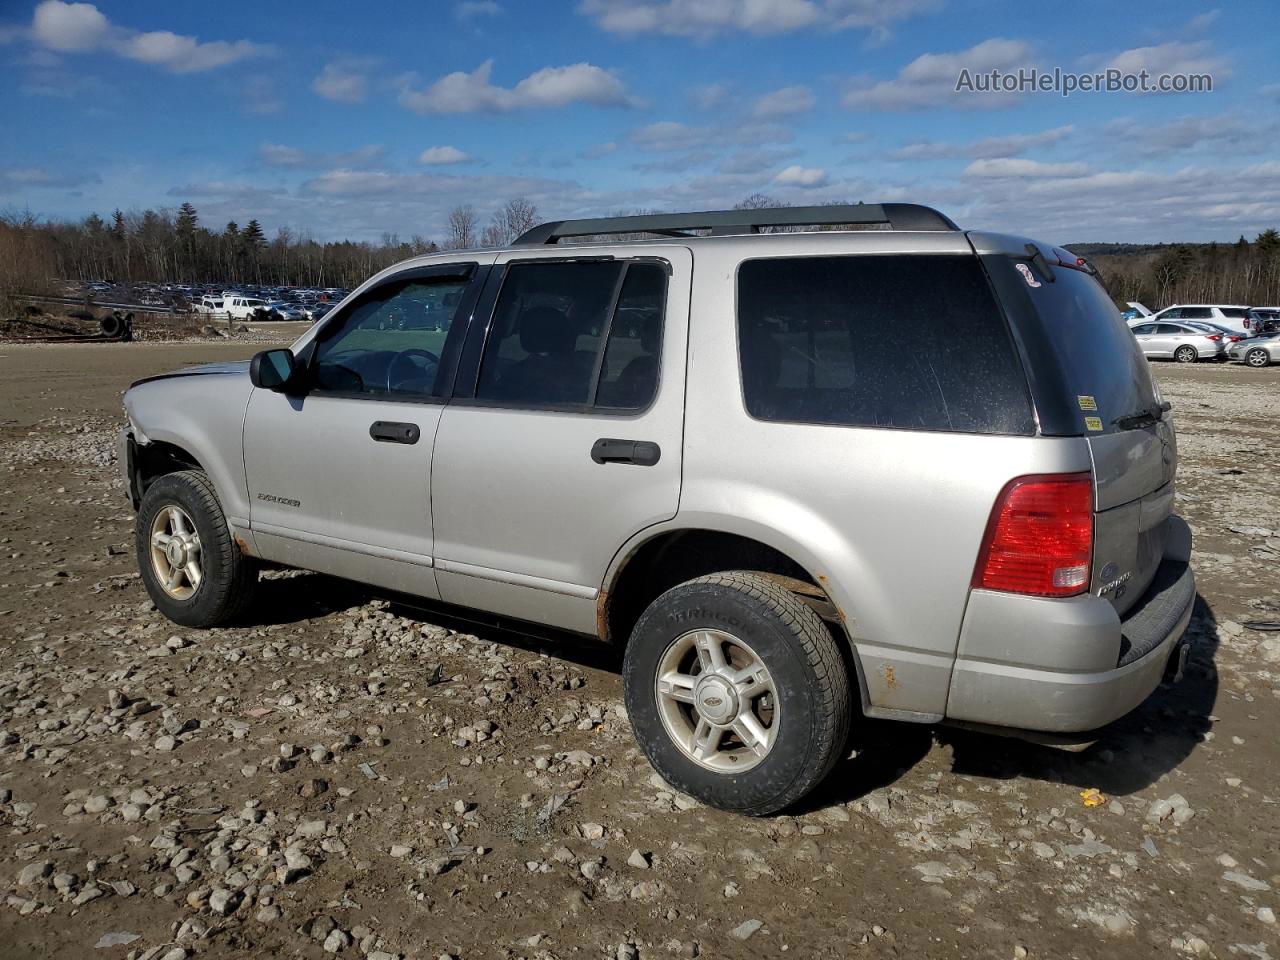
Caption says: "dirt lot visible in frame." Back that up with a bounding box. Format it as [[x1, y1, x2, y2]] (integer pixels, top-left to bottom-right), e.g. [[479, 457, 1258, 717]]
[[0, 342, 1277, 960]]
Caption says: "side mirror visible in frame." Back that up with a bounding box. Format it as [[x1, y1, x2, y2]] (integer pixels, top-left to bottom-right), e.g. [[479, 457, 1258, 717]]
[[250, 349, 300, 392]]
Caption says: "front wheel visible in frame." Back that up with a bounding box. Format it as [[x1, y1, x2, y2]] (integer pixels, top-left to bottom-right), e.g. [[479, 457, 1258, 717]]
[[622, 571, 851, 816], [1246, 348, 1271, 368], [135, 470, 257, 627], [1174, 345, 1198, 363]]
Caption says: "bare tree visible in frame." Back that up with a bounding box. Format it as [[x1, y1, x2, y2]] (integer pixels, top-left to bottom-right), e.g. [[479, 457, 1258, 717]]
[[446, 205, 478, 249], [482, 198, 539, 247]]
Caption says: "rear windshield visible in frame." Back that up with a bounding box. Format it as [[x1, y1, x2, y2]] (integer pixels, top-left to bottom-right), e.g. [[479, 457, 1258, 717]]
[[736, 254, 1034, 434], [981, 256, 1158, 436]]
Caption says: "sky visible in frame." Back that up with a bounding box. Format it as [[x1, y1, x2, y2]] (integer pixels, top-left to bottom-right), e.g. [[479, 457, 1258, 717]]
[[1, 0, 1278, 245]]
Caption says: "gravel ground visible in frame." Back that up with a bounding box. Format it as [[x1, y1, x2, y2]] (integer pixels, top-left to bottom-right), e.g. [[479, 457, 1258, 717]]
[[0, 343, 1277, 960]]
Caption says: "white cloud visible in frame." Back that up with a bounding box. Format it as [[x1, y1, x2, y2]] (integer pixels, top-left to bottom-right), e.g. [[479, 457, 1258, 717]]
[[1098, 41, 1227, 87], [455, 1, 501, 18], [260, 143, 307, 166], [752, 84, 815, 118], [629, 121, 709, 152], [578, 0, 939, 38], [30, 0, 269, 73], [242, 76, 284, 115], [969, 125, 1073, 158], [689, 82, 730, 110], [774, 164, 828, 187], [32, 0, 107, 51], [628, 119, 793, 154], [1105, 114, 1265, 152], [963, 158, 1092, 178], [418, 145, 471, 165], [259, 143, 385, 168], [888, 140, 958, 160], [844, 38, 1033, 111], [398, 59, 636, 114], [313, 61, 373, 103]]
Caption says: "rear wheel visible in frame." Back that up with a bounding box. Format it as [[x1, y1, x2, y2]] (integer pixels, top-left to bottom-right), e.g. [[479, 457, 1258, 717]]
[[1246, 348, 1271, 368], [622, 571, 851, 816], [1174, 345, 1198, 363], [135, 470, 257, 627]]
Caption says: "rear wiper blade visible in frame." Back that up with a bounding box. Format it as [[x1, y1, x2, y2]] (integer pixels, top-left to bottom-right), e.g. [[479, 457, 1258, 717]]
[[1112, 400, 1172, 431]]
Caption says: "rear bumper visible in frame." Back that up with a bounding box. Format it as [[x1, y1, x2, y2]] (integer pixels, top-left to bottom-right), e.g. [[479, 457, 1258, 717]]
[[945, 526, 1195, 733]]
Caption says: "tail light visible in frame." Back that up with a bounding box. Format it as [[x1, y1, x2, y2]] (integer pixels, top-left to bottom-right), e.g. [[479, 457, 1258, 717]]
[[973, 473, 1093, 597], [1206, 334, 1222, 341]]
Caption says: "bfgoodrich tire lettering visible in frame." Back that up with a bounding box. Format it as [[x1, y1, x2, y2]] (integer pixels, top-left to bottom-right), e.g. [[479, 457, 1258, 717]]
[[623, 571, 851, 816], [135, 470, 257, 628]]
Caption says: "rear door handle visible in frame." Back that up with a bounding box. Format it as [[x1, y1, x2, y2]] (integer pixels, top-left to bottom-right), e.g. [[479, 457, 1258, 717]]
[[370, 421, 420, 444], [591, 438, 660, 466]]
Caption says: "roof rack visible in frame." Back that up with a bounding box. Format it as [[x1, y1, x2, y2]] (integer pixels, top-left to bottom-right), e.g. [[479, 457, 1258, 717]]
[[513, 203, 958, 245]]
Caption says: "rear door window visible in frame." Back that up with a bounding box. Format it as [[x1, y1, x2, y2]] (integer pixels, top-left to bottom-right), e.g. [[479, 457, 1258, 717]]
[[1181, 307, 1213, 319], [476, 260, 668, 411], [736, 255, 1033, 434]]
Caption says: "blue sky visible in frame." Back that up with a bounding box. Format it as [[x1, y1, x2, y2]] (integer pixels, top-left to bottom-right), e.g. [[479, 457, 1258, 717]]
[[1, 0, 1277, 243]]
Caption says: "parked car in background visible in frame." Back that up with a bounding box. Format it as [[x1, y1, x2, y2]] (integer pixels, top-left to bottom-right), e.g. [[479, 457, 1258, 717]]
[[1181, 320, 1245, 349], [194, 297, 225, 315], [120, 203, 1195, 816], [1129, 321, 1225, 362], [222, 295, 270, 321], [1227, 333, 1280, 367], [1130, 305, 1255, 336], [1246, 307, 1280, 336], [265, 302, 308, 321], [304, 303, 335, 322]]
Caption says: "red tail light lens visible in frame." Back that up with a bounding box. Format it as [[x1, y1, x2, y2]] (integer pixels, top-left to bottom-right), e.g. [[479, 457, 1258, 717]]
[[973, 473, 1093, 597], [1206, 334, 1222, 341]]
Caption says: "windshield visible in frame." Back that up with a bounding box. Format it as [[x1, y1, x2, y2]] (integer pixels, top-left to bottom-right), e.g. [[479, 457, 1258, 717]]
[[982, 256, 1159, 436]]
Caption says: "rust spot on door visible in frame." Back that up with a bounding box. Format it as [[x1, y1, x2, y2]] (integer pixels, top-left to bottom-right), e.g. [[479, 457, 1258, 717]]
[[882, 664, 898, 690]]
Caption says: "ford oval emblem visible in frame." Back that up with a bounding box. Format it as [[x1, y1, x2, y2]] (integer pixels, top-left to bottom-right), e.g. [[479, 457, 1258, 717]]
[[1101, 561, 1119, 581]]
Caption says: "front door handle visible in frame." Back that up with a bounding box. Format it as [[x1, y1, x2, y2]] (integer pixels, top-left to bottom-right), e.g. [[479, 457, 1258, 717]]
[[591, 438, 660, 466], [370, 421, 420, 444]]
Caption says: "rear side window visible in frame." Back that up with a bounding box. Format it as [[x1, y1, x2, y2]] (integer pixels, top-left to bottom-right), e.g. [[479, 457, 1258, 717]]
[[477, 260, 667, 410], [1220, 307, 1248, 319], [736, 255, 1033, 434]]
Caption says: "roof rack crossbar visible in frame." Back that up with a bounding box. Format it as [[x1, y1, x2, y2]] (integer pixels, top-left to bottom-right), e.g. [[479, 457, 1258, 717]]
[[513, 203, 957, 245]]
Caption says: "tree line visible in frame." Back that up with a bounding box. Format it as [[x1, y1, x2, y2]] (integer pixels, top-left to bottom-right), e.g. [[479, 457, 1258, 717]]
[[0, 198, 541, 300], [3, 194, 1280, 311], [1085, 231, 1280, 310]]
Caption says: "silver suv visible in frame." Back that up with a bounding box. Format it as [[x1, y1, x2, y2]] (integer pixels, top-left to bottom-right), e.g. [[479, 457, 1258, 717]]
[[120, 204, 1196, 815]]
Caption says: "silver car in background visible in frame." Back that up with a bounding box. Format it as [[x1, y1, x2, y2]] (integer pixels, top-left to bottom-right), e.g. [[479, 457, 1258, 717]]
[[1130, 320, 1225, 362], [1227, 334, 1280, 367]]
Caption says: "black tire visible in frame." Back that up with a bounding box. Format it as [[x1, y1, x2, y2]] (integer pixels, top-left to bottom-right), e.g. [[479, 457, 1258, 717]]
[[1246, 348, 1270, 368], [135, 470, 257, 628], [1174, 345, 1198, 363], [622, 571, 851, 816]]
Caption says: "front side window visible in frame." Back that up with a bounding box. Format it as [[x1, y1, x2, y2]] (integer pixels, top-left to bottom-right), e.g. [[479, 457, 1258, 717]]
[[1132, 324, 1156, 335], [476, 260, 667, 410], [737, 254, 1033, 434], [311, 272, 472, 399]]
